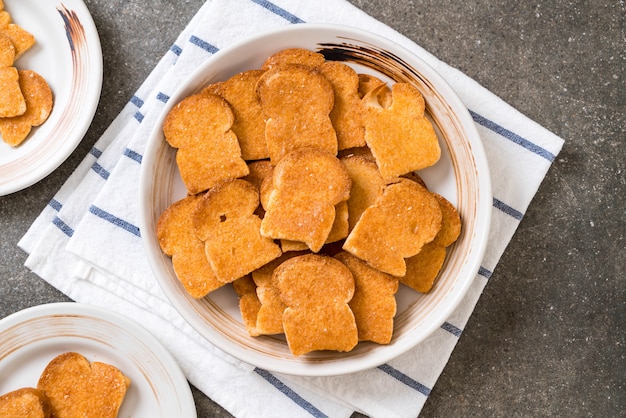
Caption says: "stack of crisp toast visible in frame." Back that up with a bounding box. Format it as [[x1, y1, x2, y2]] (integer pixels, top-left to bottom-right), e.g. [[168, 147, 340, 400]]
[[157, 47, 461, 356], [0, 0, 53, 147]]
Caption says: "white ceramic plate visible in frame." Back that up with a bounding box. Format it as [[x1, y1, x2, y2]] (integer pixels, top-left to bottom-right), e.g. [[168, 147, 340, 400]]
[[139, 24, 492, 377], [0, 303, 196, 417], [0, 0, 102, 195]]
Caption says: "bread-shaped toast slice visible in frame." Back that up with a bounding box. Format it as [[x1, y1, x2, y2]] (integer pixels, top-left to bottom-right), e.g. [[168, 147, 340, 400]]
[[260, 163, 348, 252], [429, 193, 461, 248], [232, 275, 262, 336], [250, 251, 307, 335], [250, 257, 287, 335], [362, 82, 440, 179], [156, 194, 225, 298], [402, 193, 461, 292], [37, 352, 130, 418], [256, 65, 337, 163], [279, 200, 349, 252], [0, 2, 8, 28], [340, 154, 386, 232], [208, 70, 269, 160], [0, 32, 15, 67], [0, 66, 25, 117], [0, 387, 50, 418], [0, 11, 9, 29], [319, 61, 365, 150], [335, 251, 398, 344], [0, 22, 35, 59], [163, 92, 249, 194], [0, 70, 53, 146], [261, 47, 326, 70], [325, 199, 350, 243], [260, 148, 351, 252], [343, 178, 442, 277], [272, 254, 358, 355], [193, 179, 282, 283]]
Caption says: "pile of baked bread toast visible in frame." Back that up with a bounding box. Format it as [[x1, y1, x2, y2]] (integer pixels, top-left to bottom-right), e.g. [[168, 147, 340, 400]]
[[157, 47, 461, 356]]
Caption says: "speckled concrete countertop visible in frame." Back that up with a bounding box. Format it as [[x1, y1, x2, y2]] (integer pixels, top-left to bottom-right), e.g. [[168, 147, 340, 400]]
[[1, 1, 623, 416]]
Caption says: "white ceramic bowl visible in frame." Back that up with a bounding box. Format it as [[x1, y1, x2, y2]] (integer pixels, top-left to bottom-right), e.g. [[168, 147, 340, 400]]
[[139, 24, 491, 377]]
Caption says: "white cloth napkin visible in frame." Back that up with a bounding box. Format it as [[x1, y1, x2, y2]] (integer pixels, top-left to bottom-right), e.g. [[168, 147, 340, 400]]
[[19, 0, 564, 417]]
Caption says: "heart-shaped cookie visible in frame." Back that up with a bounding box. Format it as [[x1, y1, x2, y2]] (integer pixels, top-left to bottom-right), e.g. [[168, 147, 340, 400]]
[[37, 352, 130, 418]]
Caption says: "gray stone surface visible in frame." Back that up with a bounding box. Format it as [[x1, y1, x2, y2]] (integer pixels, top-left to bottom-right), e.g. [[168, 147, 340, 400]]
[[1, 1, 623, 417]]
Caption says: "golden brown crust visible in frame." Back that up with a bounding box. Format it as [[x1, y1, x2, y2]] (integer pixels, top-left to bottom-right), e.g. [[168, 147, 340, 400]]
[[0, 387, 51, 418], [431, 193, 462, 247], [250, 252, 306, 336], [278, 200, 348, 252], [256, 65, 337, 164], [232, 275, 263, 336], [0, 22, 35, 59], [0, 66, 25, 117], [357, 73, 386, 99], [0, 11, 10, 29], [244, 159, 274, 218], [401, 193, 461, 293], [0, 70, 53, 146], [37, 352, 129, 418], [0, 32, 15, 67], [340, 154, 386, 232], [260, 148, 351, 252], [343, 178, 442, 277], [402, 242, 447, 293], [336, 251, 398, 344], [163, 93, 249, 194], [0, 11, 53, 146], [319, 61, 365, 150], [193, 179, 282, 283], [243, 160, 273, 192], [273, 254, 358, 356], [156, 194, 225, 298], [261, 48, 326, 70], [207, 70, 269, 160], [362, 83, 440, 179]]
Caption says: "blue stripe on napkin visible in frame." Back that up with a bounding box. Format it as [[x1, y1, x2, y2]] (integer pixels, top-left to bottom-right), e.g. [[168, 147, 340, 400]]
[[478, 266, 493, 280], [89, 205, 141, 237], [89, 146, 102, 159], [469, 110, 556, 162], [48, 199, 63, 212], [441, 321, 463, 337], [131, 95, 144, 108], [254, 368, 328, 418], [377, 363, 431, 396], [90, 161, 110, 180], [156, 92, 170, 103], [189, 35, 219, 54], [250, 0, 305, 23], [493, 197, 524, 221], [170, 44, 183, 56], [53, 216, 74, 237], [123, 148, 143, 164]]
